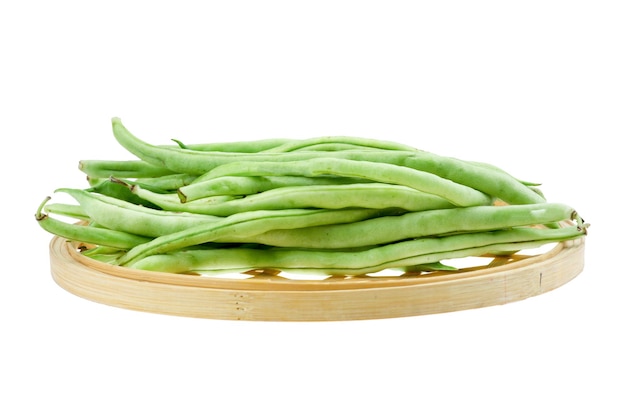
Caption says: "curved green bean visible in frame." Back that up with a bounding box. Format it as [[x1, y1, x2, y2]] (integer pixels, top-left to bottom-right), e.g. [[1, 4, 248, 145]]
[[43, 203, 88, 220], [116, 207, 387, 266], [35, 197, 151, 250], [88, 177, 162, 209], [130, 225, 585, 275], [201, 158, 493, 207], [404, 153, 545, 205], [57, 188, 220, 237], [247, 203, 581, 249], [80, 246, 125, 264], [79, 159, 175, 179], [467, 160, 541, 187], [127, 185, 238, 212], [178, 175, 370, 202], [277, 143, 384, 152], [126, 173, 198, 191], [137, 183, 455, 215], [261, 136, 417, 153], [169, 137, 293, 152]]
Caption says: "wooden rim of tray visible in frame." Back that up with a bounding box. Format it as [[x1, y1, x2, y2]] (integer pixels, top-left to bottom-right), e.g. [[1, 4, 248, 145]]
[[49, 235, 586, 321]]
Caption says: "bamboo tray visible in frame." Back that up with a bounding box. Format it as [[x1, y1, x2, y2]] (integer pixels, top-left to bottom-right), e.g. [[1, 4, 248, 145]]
[[49, 235, 585, 321]]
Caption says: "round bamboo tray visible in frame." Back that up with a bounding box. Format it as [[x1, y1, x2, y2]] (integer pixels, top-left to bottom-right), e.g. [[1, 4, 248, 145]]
[[49, 235, 585, 321]]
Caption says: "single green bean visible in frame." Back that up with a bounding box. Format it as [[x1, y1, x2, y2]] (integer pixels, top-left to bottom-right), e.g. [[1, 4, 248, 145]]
[[278, 143, 384, 152], [169, 137, 293, 152], [127, 181, 399, 222], [43, 203, 88, 220], [467, 160, 542, 187], [261, 136, 417, 153], [178, 175, 370, 202], [79, 159, 175, 178], [135, 173, 198, 191], [88, 177, 162, 209], [247, 202, 581, 249], [352, 240, 581, 276], [57, 188, 220, 237], [79, 245, 132, 264], [201, 158, 493, 207], [104, 177, 171, 194], [127, 184, 238, 212], [404, 152, 545, 205], [130, 225, 585, 275], [35, 197, 151, 249], [116, 207, 387, 266], [140, 183, 455, 215]]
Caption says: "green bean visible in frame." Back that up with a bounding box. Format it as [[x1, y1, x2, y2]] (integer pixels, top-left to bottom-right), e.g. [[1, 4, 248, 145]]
[[404, 153, 545, 205], [33, 118, 589, 281], [467, 160, 541, 187], [79, 159, 175, 179], [56, 188, 220, 237], [43, 203, 88, 220], [116, 208, 387, 266], [202, 158, 492, 207], [80, 246, 125, 264], [35, 197, 151, 250], [140, 183, 455, 215], [403, 262, 457, 272], [278, 143, 383, 152], [529, 186, 545, 199], [135, 173, 198, 191], [104, 177, 171, 194], [247, 202, 581, 249], [172, 135, 416, 153], [261, 136, 418, 153], [178, 175, 370, 202], [128, 181, 401, 221], [111, 118, 542, 205], [351, 240, 582, 276], [112, 117, 416, 173], [169, 137, 293, 152], [130, 225, 585, 275], [126, 184, 238, 212], [87, 177, 162, 209]]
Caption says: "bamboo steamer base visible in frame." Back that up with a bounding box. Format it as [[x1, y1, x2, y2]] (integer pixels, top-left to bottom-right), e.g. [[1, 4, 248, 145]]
[[49, 236, 585, 321]]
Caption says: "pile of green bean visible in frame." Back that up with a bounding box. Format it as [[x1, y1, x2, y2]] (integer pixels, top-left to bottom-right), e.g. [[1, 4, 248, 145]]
[[35, 117, 589, 277]]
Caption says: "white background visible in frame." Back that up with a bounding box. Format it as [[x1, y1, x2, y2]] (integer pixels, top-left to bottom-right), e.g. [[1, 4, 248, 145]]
[[2, 1, 624, 416]]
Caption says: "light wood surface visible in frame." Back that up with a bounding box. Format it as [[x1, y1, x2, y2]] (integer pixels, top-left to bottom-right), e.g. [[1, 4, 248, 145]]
[[49, 236, 585, 321]]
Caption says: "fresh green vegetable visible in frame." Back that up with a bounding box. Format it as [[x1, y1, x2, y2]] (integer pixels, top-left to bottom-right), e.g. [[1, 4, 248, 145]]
[[196, 157, 493, 207], [130, 225, 585, 275], [131, 182, 456, 215], [35, 117, 589, 277], [178, 175, 370, 202], [238, 202, 583, 249], [116, 207, 390, 267], [111, 117, 543, 205], [35, 197, 151, 249]]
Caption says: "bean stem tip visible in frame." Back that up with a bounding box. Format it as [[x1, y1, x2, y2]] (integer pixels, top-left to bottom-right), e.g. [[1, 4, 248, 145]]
[[35, 196, 51, 221]]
